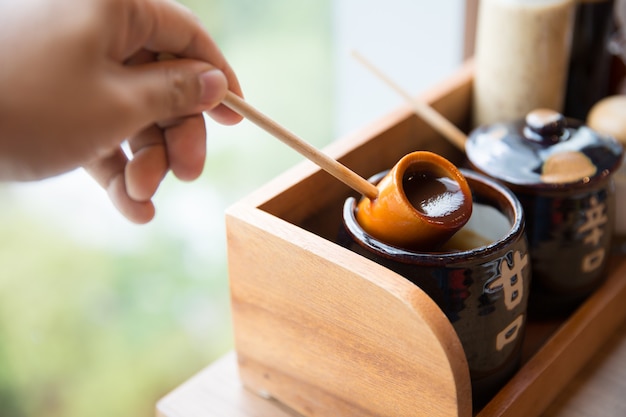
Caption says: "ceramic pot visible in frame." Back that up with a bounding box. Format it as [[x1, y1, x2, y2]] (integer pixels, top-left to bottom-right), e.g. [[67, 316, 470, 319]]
[[339, 169, 530, 409], [466, 108, 623, 317]]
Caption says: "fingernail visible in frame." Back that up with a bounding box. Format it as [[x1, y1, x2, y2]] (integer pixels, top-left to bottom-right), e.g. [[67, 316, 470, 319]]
[[199, 69, 227, 106]]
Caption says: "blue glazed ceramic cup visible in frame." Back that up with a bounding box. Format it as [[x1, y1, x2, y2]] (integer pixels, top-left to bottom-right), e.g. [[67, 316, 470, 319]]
[[339, 169, 530, 408]]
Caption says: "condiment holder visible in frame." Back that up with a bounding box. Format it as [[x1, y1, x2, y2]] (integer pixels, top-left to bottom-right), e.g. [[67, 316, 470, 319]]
[[225, 62, 626, 417]]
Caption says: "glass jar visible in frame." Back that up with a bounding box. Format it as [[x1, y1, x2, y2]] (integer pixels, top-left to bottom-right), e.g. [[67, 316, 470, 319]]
[[472, 0, 576, 127]]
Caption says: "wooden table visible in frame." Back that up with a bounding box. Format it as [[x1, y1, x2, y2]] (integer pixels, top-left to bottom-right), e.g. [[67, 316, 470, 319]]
[[541, 317, 626, 417], [157, 318, 626, 417]]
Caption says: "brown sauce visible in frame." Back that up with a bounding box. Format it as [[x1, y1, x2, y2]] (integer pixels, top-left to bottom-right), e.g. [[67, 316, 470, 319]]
[[403, 170, 466, 222]]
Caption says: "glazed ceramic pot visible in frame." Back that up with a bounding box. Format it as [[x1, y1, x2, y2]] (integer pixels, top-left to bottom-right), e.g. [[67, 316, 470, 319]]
[[339, 169, 530, 409], [466, 108, 623, 317]]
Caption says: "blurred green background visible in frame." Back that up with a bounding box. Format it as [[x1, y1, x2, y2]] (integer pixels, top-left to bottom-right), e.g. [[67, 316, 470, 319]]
[[0, 1, 332, 416]]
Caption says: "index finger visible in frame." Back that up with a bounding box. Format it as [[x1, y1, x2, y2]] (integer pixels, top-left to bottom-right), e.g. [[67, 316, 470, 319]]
[[118, 0, 243, 120]]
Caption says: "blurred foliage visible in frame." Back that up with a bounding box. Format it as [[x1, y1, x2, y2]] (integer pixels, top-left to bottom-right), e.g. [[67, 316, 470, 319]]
[[0, 1, 331, 416], [0, 208, 231, 417]]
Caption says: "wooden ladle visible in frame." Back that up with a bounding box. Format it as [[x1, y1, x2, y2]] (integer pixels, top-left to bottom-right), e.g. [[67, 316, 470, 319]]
[[356, 150, 472, 250], [222, 91, 472, 249], [223, 91, 378, 199]]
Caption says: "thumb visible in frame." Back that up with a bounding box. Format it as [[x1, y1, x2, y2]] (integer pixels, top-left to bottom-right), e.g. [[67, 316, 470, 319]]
[[126, 59, 229, 123]]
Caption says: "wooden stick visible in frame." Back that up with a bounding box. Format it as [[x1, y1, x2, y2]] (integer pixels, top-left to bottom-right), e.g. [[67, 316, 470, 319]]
[[222, 91, 379, 200], [352, 51, 468, 152]]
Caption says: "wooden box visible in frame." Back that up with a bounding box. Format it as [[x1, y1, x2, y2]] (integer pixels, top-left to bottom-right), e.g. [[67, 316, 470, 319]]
[[225, 61, 626, 417]]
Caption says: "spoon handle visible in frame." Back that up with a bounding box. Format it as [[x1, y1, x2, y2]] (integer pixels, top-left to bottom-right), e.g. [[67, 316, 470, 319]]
[[352, 51, 468, 152], [223, 91, 379, 199]]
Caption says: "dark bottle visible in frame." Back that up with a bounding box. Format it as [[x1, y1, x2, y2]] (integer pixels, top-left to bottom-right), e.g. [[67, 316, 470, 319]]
[[609, 0, 626, 94], [564, 0, 616, 120]]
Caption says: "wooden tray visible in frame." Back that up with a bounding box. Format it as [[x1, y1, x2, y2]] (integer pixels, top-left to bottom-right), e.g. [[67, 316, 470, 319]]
[[225, 60, 626, 417]]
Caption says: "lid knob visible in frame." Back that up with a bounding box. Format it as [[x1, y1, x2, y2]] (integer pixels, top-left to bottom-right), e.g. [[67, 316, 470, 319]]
[[524, 109, 566, 144]]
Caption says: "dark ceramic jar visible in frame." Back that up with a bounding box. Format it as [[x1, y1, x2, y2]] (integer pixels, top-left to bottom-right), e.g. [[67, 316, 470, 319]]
[[466, 109, 623, 317], [339, 169, 530, 409]]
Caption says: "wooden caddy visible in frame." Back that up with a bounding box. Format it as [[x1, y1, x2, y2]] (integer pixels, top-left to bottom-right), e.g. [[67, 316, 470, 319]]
[[225, 61, 626, 417]]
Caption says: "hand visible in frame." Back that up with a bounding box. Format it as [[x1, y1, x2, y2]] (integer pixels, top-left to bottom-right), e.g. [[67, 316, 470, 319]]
[[0, 0, 243, 223]]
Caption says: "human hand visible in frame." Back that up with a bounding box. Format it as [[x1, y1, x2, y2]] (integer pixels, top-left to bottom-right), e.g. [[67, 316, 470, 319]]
[[0, 0, 243, 223]]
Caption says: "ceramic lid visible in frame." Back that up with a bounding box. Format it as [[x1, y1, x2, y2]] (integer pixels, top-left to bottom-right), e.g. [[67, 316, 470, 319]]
[[465, 109, 623, 189]]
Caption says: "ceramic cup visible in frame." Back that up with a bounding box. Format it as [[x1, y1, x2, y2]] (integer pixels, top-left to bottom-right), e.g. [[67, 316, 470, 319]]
[[339, 169, 530, 408]]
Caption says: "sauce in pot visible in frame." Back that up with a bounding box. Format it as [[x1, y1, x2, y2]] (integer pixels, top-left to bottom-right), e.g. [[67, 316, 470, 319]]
[[403, 170, 466, 222]]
